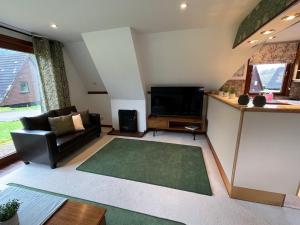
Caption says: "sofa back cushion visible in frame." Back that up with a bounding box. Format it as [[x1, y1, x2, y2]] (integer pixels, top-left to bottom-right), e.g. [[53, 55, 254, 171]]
[[72, 110, 90, 127], [48, 114, 75, 136], [54, 106, 77, 117], [20, 111, 56, 131], [72, 114, 85, 131]]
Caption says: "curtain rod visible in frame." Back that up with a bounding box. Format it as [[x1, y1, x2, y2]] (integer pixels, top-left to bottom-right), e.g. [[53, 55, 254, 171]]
[[0, 23, 32, 37]]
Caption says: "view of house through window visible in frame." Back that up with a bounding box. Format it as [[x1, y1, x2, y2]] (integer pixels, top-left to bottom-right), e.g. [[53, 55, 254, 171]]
[[249, 63, 287, 94], [0, 48, 42, 158]]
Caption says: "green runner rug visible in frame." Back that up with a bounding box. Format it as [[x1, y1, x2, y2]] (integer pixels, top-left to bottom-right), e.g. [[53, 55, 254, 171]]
[[8, 184, 184, 225], [77, 138, 212, 195]]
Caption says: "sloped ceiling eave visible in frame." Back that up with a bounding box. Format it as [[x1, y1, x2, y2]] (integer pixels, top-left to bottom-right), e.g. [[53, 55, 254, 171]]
[[233, 0, 298, 48]]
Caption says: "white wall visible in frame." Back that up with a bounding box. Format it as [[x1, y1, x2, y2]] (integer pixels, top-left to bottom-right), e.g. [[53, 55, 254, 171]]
[[207, 97, 241, 182], [82, 27, 145, 100], [137, 27, 256, 91], [65, 26, 257, 127], [235, 112, 300, 195], [82, 27, 147, 130], [63, 49, 89, 110], [87, 94, 112, 126], [64, 41, 106, 92], [131, 29, 147, 96], [111, 99, 146, 132], [63, 49, 112, 125], [65, 26, 255, 93]]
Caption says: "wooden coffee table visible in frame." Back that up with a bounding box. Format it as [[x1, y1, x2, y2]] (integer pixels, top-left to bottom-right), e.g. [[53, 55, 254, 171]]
[[45, 200, 106, 225]]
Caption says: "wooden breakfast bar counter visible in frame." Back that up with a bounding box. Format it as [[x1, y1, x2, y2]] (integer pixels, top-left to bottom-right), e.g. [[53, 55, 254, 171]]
[[206, 94, 300, 206], [209, 94, 300, 113]]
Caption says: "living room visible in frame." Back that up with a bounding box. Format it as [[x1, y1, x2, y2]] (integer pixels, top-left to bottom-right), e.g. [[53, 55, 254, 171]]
[[0, 1, 300, 225]]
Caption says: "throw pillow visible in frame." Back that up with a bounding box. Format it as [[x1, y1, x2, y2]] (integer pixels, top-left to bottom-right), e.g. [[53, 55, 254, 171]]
[[72, 114, 85, 131], [48, 114, 75, 136], [73, 110, 90, 127], [21, 111, 56, 131]]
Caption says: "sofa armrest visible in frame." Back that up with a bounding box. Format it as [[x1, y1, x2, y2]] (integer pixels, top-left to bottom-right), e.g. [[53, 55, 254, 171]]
[[89, 113, 101, 129], [10, 129, 58, 168]]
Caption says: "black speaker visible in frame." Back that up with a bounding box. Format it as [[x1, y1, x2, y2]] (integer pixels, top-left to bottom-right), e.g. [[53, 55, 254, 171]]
[[118, 110, 138, 132], [253, 95, 266, 107], [238, 94, 250, 105]]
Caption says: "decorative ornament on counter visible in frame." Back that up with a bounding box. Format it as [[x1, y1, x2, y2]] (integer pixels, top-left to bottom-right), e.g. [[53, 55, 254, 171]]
[[228, 87, 236, 99], [222, 87, 229, 97], [238, 94, 250, 105], [253, 95, 266, 107]]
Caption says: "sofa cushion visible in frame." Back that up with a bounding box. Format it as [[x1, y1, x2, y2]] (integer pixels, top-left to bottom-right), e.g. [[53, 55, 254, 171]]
[[73, 110, 90, 127], [54, 106, 77, 117], [48, 114, 75, 136], [21, 111, 56, 131], [72, 114, 85, 131], [56, 131, 84, 148], [84, 125, 98, 134]]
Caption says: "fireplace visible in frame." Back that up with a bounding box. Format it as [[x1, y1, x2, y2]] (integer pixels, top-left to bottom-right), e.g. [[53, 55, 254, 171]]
[[118, 110, 138, 132]]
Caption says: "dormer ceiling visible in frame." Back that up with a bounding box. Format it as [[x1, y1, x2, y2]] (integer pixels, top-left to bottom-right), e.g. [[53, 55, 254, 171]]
[[0, 0, 259, 42], [234, 0, 300, 49], [273, 21, 300, 43]]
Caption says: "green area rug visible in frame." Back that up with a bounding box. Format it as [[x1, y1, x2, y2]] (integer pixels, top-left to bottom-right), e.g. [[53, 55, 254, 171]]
[[77, 138, 212, 195], [8, 183, 184, 225]]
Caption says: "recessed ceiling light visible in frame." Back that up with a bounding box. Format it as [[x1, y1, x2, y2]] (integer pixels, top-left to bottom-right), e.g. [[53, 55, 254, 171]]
[[261, 29, 275, 35], [281, 14, 300, 21], [248, 40, 259, 44], [268, 36, 276, 40], [180, 2, 188, 10], [50, 23, 58, 29]]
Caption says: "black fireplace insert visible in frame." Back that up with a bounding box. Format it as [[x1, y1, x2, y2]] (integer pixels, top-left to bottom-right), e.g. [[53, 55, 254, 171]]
[[118, 110, 138, 132]]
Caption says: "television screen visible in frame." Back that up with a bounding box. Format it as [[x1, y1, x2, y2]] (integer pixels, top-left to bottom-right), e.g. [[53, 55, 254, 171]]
[[151, 87, 204, 117]]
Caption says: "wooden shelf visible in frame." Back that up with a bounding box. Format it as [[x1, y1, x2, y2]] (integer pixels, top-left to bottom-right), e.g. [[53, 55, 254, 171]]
[[148, 115, 206, 133]]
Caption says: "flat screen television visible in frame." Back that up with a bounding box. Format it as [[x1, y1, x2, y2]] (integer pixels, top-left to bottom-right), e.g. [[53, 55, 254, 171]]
[[151, 87, 204, 117]]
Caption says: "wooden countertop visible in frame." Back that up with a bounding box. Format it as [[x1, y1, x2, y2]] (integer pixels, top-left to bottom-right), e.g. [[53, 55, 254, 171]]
[[208, 94, 300, 113], [45, 200, 106, 225]]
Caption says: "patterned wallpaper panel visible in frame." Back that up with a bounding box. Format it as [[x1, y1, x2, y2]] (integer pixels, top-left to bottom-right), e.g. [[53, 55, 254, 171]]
[[232, 65, 246, 80], [220, 65, 246, 96], [289, 81, 300, 100], [233, 0, 297, 48], [249, 42, 299, 64], [221, 80, 246, 97]]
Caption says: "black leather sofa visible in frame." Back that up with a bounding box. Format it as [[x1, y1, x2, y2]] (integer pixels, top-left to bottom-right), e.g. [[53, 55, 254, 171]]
[[11, 106, 101, 169]]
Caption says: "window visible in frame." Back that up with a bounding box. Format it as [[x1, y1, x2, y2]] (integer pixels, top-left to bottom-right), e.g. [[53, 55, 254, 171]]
[[0, 47, 42, 159], [20, 81, 29, 93], [246, 63, 289, 94]]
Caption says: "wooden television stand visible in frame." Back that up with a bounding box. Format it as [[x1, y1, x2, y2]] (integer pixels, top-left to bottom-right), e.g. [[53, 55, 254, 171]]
[[148, 115, 206, 136]]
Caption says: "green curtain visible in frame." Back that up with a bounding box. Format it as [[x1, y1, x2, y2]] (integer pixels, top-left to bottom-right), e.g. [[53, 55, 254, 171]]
[[32, 37, 71, 111]]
